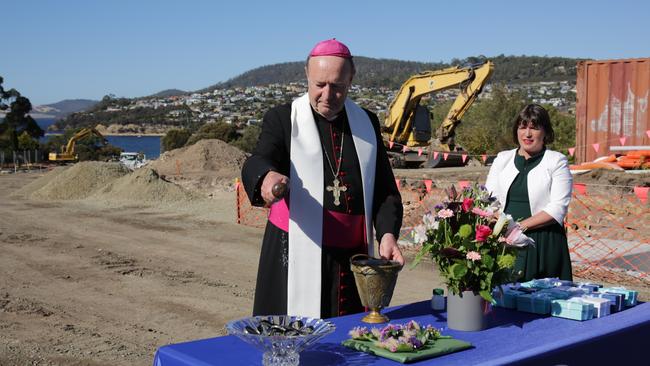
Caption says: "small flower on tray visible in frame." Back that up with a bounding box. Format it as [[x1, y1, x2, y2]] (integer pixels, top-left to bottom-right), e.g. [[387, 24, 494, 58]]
[[349, 321, 448, 353]]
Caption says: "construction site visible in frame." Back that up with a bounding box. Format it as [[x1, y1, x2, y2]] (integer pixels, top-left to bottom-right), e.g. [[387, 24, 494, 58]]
[[0, 133, 647, 365], [1, 57, 649, 365]]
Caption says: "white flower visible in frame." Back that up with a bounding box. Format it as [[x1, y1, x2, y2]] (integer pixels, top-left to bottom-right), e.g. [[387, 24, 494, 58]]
[[492, 212, 512, 236], [422, 213, 439, 231], [412, 225, 428, 244]]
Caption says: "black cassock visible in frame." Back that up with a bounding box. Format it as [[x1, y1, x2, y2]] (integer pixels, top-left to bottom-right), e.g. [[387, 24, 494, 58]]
[[241, 103, 402, 318]]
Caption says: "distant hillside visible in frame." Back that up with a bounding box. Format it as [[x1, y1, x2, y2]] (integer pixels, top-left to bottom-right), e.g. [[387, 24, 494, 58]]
[[146, 89, 187, 98], [204, 55, 581, 91], [34, 99, 99, 118]]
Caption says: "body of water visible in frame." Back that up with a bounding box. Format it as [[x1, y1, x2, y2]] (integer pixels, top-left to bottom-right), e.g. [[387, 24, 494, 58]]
[[35, 118, 58, 131], [36, 118, 162, 159], [106, 135, 161, 159]]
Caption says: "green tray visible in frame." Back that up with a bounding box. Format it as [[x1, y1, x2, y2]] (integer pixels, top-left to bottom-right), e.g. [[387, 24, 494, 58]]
[[342, 338, 473, 363]]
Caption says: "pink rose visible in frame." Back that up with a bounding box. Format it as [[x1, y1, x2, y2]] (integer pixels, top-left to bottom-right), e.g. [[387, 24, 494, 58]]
[[461, 198, 474, 212], [475, 225, 492, 242]]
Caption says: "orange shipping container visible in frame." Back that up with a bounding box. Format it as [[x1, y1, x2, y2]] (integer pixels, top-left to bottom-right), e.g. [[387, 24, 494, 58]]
[[575, 58, 650, 164]]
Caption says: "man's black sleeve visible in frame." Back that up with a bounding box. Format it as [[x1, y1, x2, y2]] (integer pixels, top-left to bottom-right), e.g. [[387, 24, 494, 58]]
[[241, 105, 291, 207]]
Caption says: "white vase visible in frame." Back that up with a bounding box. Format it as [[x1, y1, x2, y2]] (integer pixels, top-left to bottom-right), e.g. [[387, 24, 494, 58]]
[[446, 290, 488, 331]]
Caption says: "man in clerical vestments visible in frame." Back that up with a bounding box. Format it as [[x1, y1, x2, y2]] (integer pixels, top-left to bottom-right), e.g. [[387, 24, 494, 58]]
[[241, 38, 403, 319]]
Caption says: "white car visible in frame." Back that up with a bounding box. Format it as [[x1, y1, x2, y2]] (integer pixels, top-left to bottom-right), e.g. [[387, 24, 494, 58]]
[[119, 152, 147, 170]]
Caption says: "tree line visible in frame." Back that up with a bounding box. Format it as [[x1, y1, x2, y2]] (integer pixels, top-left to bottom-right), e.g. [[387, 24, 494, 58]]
[[208, 55, 580, 91]]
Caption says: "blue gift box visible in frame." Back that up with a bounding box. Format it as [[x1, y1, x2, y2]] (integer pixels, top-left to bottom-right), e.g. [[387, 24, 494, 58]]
[[555, 286, 588, 298], [599, 287, 638, 307], [493, 289, 524, 309], [538, 288, 572, 300], [552, 279, 575, 287], [581, 296, 611, 318], [520, 278, 558, 289], [576, 282, 602, 293], [551, 299, 594, 321], [592, 292, 624, 313], [517, 293, 554, 314]]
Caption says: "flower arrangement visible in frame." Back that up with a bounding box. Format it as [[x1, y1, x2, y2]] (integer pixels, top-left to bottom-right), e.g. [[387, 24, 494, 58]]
[[412, 183, 533, 302], [349, 320, 448, 353]]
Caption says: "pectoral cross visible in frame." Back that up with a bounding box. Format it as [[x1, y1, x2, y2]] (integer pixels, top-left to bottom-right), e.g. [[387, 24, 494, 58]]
[[326, 178, 347, 206]]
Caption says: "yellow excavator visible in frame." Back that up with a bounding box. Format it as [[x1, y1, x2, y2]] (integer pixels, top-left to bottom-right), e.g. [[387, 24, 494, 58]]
[[383, 60, 493, 168], [48, 127, 108, 162]]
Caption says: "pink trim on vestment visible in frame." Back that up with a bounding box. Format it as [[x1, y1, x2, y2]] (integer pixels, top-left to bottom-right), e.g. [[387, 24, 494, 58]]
[[269, 197, 290, 232], [268, 197, 367, 249]]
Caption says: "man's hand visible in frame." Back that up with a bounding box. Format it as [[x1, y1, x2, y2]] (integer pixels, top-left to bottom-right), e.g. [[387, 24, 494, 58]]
[[261, 171, 289, 205], [379, 233, 404, 266]]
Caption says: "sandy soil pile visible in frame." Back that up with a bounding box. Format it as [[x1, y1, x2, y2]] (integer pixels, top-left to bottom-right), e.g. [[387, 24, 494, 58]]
[[149, 139, 247, 193], [12, 162, 199, 211], [152, 139, 247, 177], [13, 162, 130, 201], [91, 167, 198, 204]]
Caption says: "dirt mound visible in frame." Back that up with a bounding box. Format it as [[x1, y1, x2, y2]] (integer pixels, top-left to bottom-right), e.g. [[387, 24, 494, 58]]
[[11, 166, 68, 198], [149, 139, 247, 193], [14, 162, 130, 200], [91, 167, 198, 204], [151, 139, 247, 177]]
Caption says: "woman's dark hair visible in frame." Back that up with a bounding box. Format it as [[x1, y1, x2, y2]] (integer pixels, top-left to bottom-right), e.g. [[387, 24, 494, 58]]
[[512, 104, 554, 145]]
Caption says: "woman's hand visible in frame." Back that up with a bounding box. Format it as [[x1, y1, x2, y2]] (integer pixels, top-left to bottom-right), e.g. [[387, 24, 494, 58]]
[[520, 211, 556, 231]]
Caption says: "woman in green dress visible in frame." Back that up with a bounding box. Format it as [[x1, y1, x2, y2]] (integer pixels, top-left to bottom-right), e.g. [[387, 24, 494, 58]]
[[486, 104, 573, 281]]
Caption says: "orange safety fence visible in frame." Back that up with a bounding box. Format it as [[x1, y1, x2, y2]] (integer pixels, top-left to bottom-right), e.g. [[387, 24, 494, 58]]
[[236, 178, 649, 286]]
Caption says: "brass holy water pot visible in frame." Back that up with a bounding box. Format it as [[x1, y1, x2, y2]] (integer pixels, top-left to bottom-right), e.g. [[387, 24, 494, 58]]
[[350, 254, 402, 323]]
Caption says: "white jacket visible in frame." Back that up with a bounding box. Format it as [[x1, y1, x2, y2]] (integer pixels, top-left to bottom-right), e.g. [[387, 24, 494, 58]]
[[485, 148, 573, 225]]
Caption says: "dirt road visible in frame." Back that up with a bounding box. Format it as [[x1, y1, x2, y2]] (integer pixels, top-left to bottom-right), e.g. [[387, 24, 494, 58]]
[[0, 171, 437, 366]]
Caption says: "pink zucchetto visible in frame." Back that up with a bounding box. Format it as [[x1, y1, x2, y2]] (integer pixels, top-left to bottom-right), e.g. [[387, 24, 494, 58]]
[[308, 38, 352, 59]]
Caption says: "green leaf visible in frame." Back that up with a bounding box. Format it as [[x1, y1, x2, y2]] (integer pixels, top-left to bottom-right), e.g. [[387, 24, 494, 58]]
[[480, 290, 495, 303], [411, 243, 433, 268], [481, 254, 494, 268], [448, 263, 468, 280], [458, 224, 473, 239]]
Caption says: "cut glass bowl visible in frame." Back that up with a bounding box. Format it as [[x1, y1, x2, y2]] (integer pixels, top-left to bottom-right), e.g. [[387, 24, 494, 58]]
[[226, 315, 336, 366]]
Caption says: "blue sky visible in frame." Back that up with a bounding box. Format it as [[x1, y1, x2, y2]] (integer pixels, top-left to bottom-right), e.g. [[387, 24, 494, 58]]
[[2, 0, 649, 105]]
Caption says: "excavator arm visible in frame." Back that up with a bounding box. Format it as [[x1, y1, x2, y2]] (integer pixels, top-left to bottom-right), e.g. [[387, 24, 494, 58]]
[[436, 62, 493, 149], [383, 61, 493, 167], [49, 127, 108, 162]]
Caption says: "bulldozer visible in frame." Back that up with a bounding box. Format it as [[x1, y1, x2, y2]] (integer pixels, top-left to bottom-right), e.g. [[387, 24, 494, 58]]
[[383, 60, 493, 168], [48, 127, 108, 162]]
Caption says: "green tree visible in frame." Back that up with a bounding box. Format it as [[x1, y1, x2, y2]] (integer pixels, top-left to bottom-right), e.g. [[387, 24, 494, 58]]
[[0, 76, 44, 151], [456, 84, 527, 154], [232, 125, 261, 153], [185, 122, 239, 146], [546, 106, 576, 153], [162, 128, 191, 152], [17, 131, 39, 150]]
